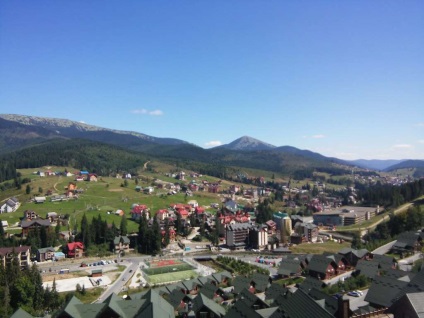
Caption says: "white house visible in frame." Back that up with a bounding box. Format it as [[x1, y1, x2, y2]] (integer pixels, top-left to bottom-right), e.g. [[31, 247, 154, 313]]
[[144, 186, 154, 194], [0, 197, 20, 213]]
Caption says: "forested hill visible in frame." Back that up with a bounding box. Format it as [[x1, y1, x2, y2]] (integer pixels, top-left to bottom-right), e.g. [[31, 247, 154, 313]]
[[384, 160, 424, 171], [0, 139, 150, 180], [0, 114, 357, 177]]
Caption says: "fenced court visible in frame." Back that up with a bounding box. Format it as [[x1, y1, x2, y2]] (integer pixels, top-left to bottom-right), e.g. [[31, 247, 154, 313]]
[[142, 259, 197, 284]]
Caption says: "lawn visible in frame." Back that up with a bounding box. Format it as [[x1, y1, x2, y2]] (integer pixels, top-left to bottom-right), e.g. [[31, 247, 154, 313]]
[[145, 270, 197, 284], [290, 240, 350, 254], [143, 263, 194, 276]]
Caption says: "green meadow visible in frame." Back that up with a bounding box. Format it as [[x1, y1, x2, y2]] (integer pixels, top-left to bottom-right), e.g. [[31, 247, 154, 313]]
[[0, 165, 222, 233]]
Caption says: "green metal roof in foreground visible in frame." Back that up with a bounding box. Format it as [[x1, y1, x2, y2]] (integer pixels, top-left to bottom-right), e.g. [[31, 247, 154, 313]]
[[192, 293, 226, 317], [55, 289, 174, 318], [10, 308, 34, 318]]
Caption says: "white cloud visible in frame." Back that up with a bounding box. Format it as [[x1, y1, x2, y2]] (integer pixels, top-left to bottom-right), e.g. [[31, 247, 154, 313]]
[[418, 140, 424, 144], [414, 122, 424, 127], [204, 140, 222, 148], [312, 134, 325, 139], [392, 144, 413, 149], [148, 110, 164, 116], [131, 109, 164, 116]]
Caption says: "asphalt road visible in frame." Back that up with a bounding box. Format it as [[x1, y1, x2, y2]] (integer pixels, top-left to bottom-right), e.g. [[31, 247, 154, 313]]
[[97, 261, 139, 302]]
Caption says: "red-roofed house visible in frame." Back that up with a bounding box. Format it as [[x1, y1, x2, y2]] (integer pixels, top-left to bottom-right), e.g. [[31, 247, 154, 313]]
[[195, 207, 205, 215], [161, 227, 176, 243], [66, 242, 84, 258], [131, 204, 148, 220], [156, 209, 169, 221], [178, 209, 189, 220]]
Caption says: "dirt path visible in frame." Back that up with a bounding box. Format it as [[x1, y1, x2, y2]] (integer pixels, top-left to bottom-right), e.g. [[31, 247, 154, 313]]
[[143, 161, 150, 170]]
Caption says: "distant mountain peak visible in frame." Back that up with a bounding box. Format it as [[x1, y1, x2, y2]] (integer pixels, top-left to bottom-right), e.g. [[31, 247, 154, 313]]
[[218, 136, 276, 151]]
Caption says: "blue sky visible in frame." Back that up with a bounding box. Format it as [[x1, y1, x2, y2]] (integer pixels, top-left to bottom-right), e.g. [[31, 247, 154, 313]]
[[0, 1, 423, 160]]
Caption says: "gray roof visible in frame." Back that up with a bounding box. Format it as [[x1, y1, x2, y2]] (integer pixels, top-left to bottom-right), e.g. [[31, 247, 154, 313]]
[[225, 300, 261, 318], [10, 308, 34, 318], [297, 277, 324, 292], [37, 247, 55, 254], [102, 293, 143, 318], [356, 259, 380, 279], [272, 288, 334, 318], [307, 288, 339, 315], [227, 223, 251, 231], [365, 275, 409, 307], [135, 289, 175, 318], [405, 292, 424, 317], [238, 288, 269, 309], [307, 254, 337, 274], [252, 272, 270, 292], [384, 268, 414, 281], [21, 219, 51, 228], [265, 283, 289, 303], [232, 276, 252, 294], [277, 258, 302, 277], [200, 282, 219, 299], [192, 293, 226, 317], [392, 231, 422, 250], [113, 236, 130, 244], [372, 254, 396, 268], [338, 247, 369, 258], [256, 307, 279, 318]]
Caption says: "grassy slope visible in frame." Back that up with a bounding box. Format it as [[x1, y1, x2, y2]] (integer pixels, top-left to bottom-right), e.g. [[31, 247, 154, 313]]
[[0, 165, 224, 233], [290, 240, 351, 254]]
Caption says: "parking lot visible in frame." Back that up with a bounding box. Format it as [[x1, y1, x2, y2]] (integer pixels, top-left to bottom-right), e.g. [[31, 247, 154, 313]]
[[43, 275, 112, 292]]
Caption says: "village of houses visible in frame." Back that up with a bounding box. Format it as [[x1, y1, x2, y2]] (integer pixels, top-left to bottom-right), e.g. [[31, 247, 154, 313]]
[[1, 168, 424, 318]]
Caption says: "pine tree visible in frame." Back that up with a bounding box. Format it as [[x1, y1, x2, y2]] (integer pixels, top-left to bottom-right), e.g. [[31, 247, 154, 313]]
[[1, 284, 11, 317], [163, 218, 170, 247], [81, 213, 90, 247], [55, 222, 61, 240], [120, 215, 128, 236], [40, 226, 48, 248], [50, 278, 61, 310], [0, 222, 5, 244], [152, 217, 161, 255], [138, 213, 148, 254], [30, 264, 44, 312]]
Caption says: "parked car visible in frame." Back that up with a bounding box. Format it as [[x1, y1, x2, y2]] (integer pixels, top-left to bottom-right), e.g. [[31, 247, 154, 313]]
[[333, 293, 344, 299], [347, 291, 360, 297], [354, 290, 364, 296]]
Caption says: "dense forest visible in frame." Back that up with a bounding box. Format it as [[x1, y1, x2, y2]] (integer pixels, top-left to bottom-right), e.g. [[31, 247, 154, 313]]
[[357, 179, 424, 207], [0, 139, 150, 183], [353, 204, 424, 251], [0, 260, 61, 317]]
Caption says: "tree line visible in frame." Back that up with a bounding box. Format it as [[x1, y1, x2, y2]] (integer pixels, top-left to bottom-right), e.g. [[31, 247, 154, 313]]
[[357, 179, 424, 207], [0, 259, 61, 317], [352, 205, 424, 251]]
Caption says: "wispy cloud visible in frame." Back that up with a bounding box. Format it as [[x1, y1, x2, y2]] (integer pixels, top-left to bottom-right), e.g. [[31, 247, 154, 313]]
[[131, 109, 164, 116], [418, 140, 424, 144], [312, 134, 325, 139], [392, 144, 413, 149], [204, 140, 222, 148], [414, 122, 424, 127]]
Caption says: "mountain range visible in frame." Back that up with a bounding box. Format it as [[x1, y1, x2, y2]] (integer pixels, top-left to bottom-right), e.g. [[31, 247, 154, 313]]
[[0, 114, 422, 174]]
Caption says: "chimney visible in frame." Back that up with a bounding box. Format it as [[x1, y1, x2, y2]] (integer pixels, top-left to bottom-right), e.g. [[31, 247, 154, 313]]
[[336, 296, 350, 318]]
